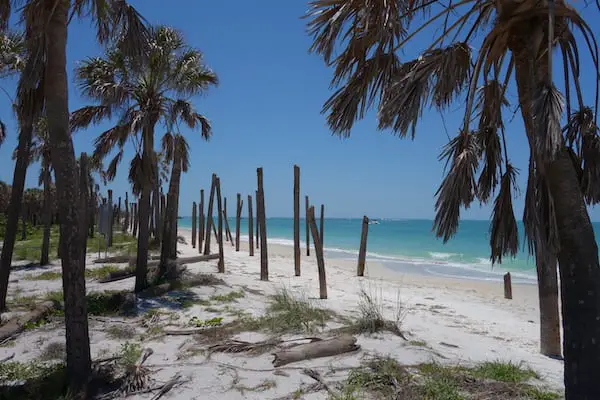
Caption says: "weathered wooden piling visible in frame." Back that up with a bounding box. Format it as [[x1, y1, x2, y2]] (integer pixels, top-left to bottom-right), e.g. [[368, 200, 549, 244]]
[[132, 203, 138, 238], [320, 204, 325, 246], [257, 168, 268, 281], [223, 197, 234, 245], [248, 194, 254, 256], [107, 189, 114, 246], [504, 272, 512, 299], [192, 202, 197, 248], [198, 189, 205, 253], [79, 153, 89, 264], [357, 216, 369, 276], [294, 165, 300, 276], [235, 193, 242, 252], [305, 195, 310, 256], [216, 177, 225, 273], [255, 190, 259, 250], [123, 192, 129, 233], [308, 206, 327, 299], [117, 196, 121, 228], [203, 174, 217, 255]]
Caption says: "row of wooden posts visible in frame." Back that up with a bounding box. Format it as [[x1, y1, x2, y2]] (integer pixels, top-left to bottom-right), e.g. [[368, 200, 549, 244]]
[[184, 165, 373, 301]]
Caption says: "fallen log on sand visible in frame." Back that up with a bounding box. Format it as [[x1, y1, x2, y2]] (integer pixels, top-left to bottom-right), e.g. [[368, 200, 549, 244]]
[[0, 301, 57, 342], [272, 335, 360, 367], [93, 255, 160, 264], [99, 255, 220, 284]]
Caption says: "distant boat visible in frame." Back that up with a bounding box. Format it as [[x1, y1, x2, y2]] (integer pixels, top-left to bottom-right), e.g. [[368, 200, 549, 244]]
[[369, 219, 380, 225]]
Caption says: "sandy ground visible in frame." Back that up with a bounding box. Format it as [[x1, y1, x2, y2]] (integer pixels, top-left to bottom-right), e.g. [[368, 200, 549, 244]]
[[0, 228, 564, 399]]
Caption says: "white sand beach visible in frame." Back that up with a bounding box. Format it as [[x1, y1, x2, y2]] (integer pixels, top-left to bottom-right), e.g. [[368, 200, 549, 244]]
[[0, 228, 564, 399]]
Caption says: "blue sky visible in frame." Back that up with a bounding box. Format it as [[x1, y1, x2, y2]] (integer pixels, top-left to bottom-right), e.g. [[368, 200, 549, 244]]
[[1, 0, 599, 220]]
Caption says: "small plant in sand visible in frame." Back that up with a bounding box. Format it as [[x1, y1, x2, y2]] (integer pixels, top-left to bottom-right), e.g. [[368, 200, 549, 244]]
[[248, 288, 331, 333], [188, 316, 224, 328], [116, 342, 153, 394], [39, 342, 66, 361], [85, 264, 125, 280], [106, 324, 137, 340], [24, 271, 62, 281], [210, 290, 245, 303], [343, 286, 406, 338]]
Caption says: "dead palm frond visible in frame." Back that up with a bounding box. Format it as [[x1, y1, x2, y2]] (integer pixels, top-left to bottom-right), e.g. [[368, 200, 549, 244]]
[[532, 82, 564, 161], [433, 131, 479, 241], [0, 31, 26, 76], [490, 164, 519, 264]]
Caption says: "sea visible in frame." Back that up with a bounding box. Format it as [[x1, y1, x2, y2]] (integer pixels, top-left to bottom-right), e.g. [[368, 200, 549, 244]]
[[177, 217, 600, 285]]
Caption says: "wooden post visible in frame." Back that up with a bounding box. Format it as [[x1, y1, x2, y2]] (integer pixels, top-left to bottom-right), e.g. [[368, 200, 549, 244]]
[[191, 202, 197, 248], [132, 203, 138, 238], [123, 192, 129, 233], [216, 177, 225, 273], [107, 189, 114, 246], [255, 190, 259, 249], [504, 272, 513, 299], [235, 193, 242, 252], [117, 196, 121, 228], [308, 206, 327, 299], [257, 168, 268, 281], [248, 194, 254, 256], [357, 216, 369, 276], [203, 174, 217, 255], [223, 197, 234, 245], [305, 195, 310, 256], [293, 165, 301, 276], [320, 204, 325, 246], [198, 189, 205, 253]]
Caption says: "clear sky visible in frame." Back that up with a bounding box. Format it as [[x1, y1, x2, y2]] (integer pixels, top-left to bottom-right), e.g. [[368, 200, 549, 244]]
[[1, 0, 599, 220]]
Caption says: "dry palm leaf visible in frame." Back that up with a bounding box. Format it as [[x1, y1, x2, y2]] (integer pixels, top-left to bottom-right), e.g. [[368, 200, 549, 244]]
[[433, 131, 480, 242], [490, 164, 519, 264], [208, 339, 282, 355], [532, 82, 564, 161]]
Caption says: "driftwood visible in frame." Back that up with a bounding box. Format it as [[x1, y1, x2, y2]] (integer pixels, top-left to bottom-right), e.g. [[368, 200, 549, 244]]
[[0, 301, 57, 342], [98, 270, 136, 283], [94, 255, 160, 264], [271, 335, 359, 367], [146, 254, 219, 268]]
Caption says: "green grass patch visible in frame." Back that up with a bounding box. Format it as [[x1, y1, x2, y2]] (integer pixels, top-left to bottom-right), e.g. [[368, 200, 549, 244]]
[[85, 264, 126, 280], [23, 271, 62, 281], [87, 232, 137, 254], [241, 289, 331, 334], [331, 359, 560, 400], [0, 360, 61, 382], [210, 290, 245, 303]]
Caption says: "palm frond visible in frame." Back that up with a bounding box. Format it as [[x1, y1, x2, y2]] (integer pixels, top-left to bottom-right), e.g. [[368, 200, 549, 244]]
[[169, 99, 212, 139], [323, 52, 399, 135], [0, 31, 26, 75], [170, 49, 218, 96], [581, 129, 600, 204], [476, 127, 502, 202], [532, 82, 564, 160], [0, 120, 5, 146], [161, 132, 174, 162], [0, 0, 10, 31], [174, 134, 190, 172], [433, 131, 480, 241], [378, 43, 471, 137], [70, 105, 113, 131], [75, 56, 130, 104], [105, 149, 124, 181], [306, 0, 405, 67], [93, 123, 131, 160], [128, 153, 144, 195], [489, 164, 519, 264]]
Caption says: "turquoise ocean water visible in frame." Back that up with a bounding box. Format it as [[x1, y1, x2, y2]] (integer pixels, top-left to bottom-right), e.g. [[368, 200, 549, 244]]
[[178, 217, 600, 284]]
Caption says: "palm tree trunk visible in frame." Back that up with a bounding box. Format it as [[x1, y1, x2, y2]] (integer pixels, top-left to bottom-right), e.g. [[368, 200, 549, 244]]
[[159, 152, 182, 276], [514, 44, 600, 398], [44, 0, 91, 388], [154, 181, 161, 242], [0, 121, 33, 311], [135, 126, 155, 292], [535, 237, 562, 358], [40, 164, 52, 266]]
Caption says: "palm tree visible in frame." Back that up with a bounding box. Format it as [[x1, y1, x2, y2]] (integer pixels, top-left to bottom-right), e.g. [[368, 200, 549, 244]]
[[159, 133, 193, 277], [27, 118, 53, 265], [306, 1, 600, 398], [0, 31, 44, 312], [72, 25, 217, 292], [0, 0, 150, 390]]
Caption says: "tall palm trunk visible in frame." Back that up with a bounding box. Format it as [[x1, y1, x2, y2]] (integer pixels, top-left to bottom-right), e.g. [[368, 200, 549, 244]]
[[44, 0, 91, 388], [513, 40, 600, 398], [154, 180, 161, 242], [135, 125, 155, 292], [535, 237, 562, 357], [0, 121, 33, 311], [159, 152, 182, 276], [40, 163, 52, 266]]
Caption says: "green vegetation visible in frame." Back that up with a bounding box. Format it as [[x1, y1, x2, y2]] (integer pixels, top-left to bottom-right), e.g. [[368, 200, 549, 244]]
[[106, 325, 137, 340], [0, 360, 62, 382], [330, 358, 560, 400], [87, 232, 137, 254], [24, 271, 62, 281], [241, 289, 331, 334], [188, 316, 224, 328], [85, 264, 129, 280], [210, 290, 245, 303]]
